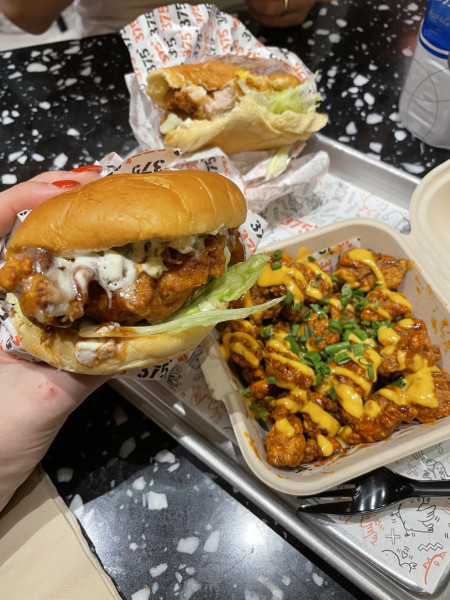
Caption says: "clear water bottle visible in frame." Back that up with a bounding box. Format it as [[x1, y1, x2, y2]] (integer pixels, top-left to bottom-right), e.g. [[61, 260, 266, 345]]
[[399, 0, 450, 149]]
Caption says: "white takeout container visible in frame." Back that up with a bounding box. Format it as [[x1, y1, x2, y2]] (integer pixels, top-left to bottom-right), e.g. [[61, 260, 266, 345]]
[[201, 159, 450, 495]]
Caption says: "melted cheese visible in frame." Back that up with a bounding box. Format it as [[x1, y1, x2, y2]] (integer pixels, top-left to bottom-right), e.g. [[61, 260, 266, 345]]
[[347, 248, 386, 286], [378, 326, 401, 346], [330, 364, 373, 396], [265, 338, 315, 380], [271, 383, 340, 436], [317, 434, 335, 457], [334, 381, 364, 418], [275, 417, 296, 437], [257, 263, 305, 302], [377, 366, 439, 408], [338, 425, 354, 443], [221, 331, 261, 368], [243, 290, 254, 308], [364, 399, 382, 417], [257, 259, 330, 303]]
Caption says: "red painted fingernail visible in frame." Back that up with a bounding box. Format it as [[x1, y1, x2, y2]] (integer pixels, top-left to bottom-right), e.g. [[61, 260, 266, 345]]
[[71, 165, 103, 172], [51, 180, 81, 189]]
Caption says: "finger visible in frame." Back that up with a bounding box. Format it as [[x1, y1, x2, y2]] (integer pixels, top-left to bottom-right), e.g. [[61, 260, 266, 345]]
[[0, 166, 103, 237], [30, 165, 103, 185], [0, 181, 78, 236]]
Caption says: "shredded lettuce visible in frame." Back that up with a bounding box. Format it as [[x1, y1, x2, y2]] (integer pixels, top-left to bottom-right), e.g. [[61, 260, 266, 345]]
[[160, 112, 183, 134], [252, 75, 323, 116], [6, 293, 33, 326], [79, 254, 283, 338], [265, 146, 290, 180]]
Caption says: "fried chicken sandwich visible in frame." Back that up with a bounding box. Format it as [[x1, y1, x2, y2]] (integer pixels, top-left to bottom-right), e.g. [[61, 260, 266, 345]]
[[0, 171, 278, 374], [146, 60, 328, 154]]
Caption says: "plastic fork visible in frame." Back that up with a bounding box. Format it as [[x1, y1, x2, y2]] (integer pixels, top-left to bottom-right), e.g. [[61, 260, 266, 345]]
[[297, 467, 450, 515]]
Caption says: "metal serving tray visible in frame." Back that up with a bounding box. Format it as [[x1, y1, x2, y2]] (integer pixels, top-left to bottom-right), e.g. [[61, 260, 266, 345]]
[[111, 134, 450, 600]]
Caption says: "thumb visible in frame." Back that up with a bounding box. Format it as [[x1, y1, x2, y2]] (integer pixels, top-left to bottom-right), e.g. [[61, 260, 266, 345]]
[[0, 179, 81, 237]]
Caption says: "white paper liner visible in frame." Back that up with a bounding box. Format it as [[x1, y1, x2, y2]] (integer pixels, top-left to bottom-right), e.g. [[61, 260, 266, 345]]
[[120, 3, 329, 212]]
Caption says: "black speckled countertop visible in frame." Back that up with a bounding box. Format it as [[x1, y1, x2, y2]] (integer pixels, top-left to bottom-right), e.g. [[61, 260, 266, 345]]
[[1, 2, 449, 599]]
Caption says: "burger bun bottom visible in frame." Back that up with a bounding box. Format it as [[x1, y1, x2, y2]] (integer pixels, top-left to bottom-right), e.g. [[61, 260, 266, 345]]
[[11, 314, 212, 375]]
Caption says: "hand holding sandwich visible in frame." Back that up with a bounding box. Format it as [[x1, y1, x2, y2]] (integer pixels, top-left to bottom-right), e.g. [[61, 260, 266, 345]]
[[0, 168, 109, 513]]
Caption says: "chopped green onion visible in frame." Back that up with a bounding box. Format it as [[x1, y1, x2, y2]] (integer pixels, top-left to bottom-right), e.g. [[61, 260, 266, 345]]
[[353, 328, 368, 340], [260, 327, 273, 338], [292, 301, 303, 311], [325, 387, 338, 402], [303, 351, 322, 366], [273, 249, 282, 261], [335, 352, 351, 364], [258, 407, 269, 419], [290, 323, 299, 337], [283, 290, 294, 305], [318, 313, 326, 320], [285, 336, 300, 354], [341, 284, 353, 297], [352, 343, 364, 357], [242, 387, 251, 397], [367, 364, 375, 380], [271, 261, 282, 270], [308, 255, 316, 262], [304, 324, 314, 339], [302, 310, 312, 322], [324, 341, 351, 354], [315, 273, 323, 280], [390, 376, 406, 389], [315, 335, 324, 343], [328, 319, 343, 333], [358, 357, 374, 367], [373, 299, 380, 310], [320, 364, 331, 377], [267, 376, 277, 385]]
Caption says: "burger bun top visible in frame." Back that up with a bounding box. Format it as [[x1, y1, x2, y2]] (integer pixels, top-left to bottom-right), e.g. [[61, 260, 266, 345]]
[[8, 170, 247, 256]]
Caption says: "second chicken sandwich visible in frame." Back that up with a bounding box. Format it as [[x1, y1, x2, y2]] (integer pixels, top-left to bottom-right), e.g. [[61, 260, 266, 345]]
[[146, 60, 328, 154]]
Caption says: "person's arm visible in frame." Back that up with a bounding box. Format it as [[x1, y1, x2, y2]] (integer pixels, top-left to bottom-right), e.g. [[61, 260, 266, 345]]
[[0, 0, 73, 34], [0, 168, 109, 512], [245, 0, 318, 28]]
